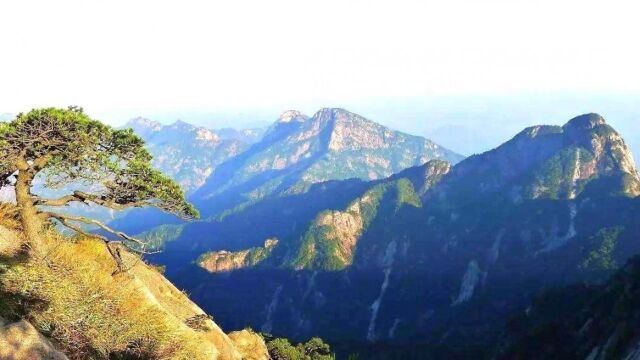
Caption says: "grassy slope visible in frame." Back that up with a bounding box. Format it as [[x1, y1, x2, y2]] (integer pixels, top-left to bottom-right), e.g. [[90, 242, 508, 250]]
[[0, 204, 265, 360]]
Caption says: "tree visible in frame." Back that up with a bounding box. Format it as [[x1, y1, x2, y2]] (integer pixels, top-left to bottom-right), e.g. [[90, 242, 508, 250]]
[[297, 337, 333, 359], [0, 106, 198, 271], [263, 334, 335, 360]]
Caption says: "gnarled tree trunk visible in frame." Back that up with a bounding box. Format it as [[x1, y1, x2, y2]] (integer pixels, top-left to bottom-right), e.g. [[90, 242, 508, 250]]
[[14, 166, 45, 253]]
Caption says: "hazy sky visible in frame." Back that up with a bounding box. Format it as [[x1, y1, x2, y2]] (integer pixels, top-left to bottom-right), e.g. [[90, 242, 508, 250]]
[[1, 0, 639, 157]]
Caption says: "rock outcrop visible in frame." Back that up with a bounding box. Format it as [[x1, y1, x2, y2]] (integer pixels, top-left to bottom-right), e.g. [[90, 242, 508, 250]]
[[199, 239, 279, 273], [228, 329, 270, 360], [0, 319, 68, 360]]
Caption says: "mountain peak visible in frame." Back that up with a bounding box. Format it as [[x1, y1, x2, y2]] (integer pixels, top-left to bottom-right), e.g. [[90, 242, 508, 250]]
[[278, 110, 308, 123], [563, 113, 606, 131], [312, 107, 354, 120], [444, 113, 639, 201], [125, 117, 162, 138], [126, 116, 161, 129], [169, 119, 196, 129]]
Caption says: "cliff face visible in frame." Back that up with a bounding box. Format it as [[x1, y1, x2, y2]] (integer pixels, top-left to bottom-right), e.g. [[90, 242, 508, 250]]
[[199, 239, 278, 273], [0, 318, 68, 360], [0, 215, 268, 360]]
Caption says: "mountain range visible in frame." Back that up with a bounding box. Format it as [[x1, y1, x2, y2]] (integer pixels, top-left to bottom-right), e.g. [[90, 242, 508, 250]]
[[124, 117, 263, 193], [4, 105, 640, 359], [55, 108, 635, 359], [191, 108, 463, 219], [120, 112, 640, 357], [109, 108, 462, 234]]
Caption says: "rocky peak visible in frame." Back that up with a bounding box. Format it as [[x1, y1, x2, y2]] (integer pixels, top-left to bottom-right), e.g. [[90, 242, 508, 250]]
[[516, 125, 563, 140], [311, 108, 362, 126], [263, 110, 309, 142], [127, 116, 161, 127], [195, 127, 220, 143], [562, 114, 638, 180], [392, 160, 452, 196], [125, 117, 162, 138], [439, 113, 640, 201], [563, 113, 606, 131], [277, 110, 308, 123], [311, 108, 394, 152], [169, 119, 196, 130], [161, 120, 221, 144]]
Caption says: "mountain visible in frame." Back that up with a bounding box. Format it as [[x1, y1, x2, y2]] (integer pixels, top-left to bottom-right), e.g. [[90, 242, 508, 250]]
[[216, 127, 265, 144], [498, 254, 640, 360], [197, 160, 451, 272], [124, 117, 249, 193], [142, 113, 640, 352], [433, 113, 639, 203], [191, 108, 463, 218]]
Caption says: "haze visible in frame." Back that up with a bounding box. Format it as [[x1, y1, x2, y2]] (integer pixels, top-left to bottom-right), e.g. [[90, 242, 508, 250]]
[[1, 0, 639, 156]]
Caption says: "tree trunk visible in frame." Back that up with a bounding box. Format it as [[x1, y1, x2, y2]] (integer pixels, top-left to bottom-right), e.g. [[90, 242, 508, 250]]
[[15, 167, 45, 252]]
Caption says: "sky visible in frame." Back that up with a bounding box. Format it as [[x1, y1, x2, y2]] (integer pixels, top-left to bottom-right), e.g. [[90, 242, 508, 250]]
[[1, 0, 639, 156]]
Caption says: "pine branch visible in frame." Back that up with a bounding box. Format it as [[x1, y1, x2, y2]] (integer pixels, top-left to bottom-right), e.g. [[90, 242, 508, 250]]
[[35, 191, 147, 210]]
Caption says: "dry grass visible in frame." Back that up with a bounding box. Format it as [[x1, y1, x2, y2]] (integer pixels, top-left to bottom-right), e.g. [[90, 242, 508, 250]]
[[1, 234, 205, 359], [0, 203, 21, 231], [0, 203, 238, 360]]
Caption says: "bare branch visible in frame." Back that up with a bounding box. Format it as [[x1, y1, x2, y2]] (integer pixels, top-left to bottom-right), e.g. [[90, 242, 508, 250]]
[[53, 216, 126, 272], [35, 194, 83, 207], [46, 212, 159, 254]]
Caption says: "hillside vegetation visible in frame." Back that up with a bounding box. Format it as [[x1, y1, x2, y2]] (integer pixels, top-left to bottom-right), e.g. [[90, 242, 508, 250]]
[[0, 203, 266, 359], [499, 254, 640, 359]]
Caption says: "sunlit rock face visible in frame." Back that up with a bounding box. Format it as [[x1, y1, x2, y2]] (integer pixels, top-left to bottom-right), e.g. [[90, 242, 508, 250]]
[[198, 239, 278, 273]]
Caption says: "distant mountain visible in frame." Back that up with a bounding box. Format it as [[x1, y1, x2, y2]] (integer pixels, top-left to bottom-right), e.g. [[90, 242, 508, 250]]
[[216, 127, 265, 144], [124, 117, 249, 193], [143, 113, 640, 349], [433, 113, 639, 204], [192, 108, 463, 217]]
